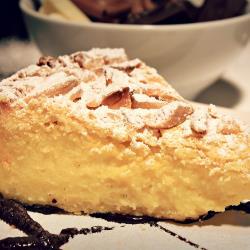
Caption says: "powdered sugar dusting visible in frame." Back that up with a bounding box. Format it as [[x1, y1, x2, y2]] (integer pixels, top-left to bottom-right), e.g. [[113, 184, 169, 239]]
[[145, 101, 193, 129], [0, 48, 248, 150], [86, 48, 127, 63], [191, 107, 208, 133], [111, 58, 142, 70], [133, 93, 161, 104]]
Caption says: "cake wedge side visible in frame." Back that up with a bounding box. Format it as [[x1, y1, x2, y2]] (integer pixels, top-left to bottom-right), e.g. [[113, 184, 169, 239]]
[[0, 48, 249, 221]]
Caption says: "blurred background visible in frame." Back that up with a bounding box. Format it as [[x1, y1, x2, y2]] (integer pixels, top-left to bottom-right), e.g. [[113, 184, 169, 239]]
[[0, 0, 40, 79], [0, 0, 28, 39], [0, 0, 249, 113]]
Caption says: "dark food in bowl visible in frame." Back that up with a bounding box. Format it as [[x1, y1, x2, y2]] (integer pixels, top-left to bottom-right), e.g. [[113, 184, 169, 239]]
[[71, 0, 248, 24]]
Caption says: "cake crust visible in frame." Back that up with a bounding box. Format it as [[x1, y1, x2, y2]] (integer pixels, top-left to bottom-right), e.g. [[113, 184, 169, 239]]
[[0, 48, 249, 220]]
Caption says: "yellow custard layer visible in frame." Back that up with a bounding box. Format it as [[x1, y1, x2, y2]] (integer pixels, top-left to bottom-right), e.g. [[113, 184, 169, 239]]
[[1, 101, 249, 221]]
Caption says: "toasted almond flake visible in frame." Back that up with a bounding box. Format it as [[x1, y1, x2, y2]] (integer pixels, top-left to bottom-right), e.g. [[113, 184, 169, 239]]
[[25, 72, 79, 100], [86, 95, 103, 109], [111, 59, 142, 72], [145, 101, 193, 129], [191, 107, 208, 133], [64, 68, 96, 82], [17, 65, 43, 78], [72, 53, 85, 68], [87, 48, 127, 64], [71, 48, 127, 70], [182, 119, 193, 137], [102, 87, 131, 109], [142, 85, 182, 102], [218, 116, 242, 135], [104, 67, 131, 87], [58, 55, 73, 67], [132, 93, 166, 109], [37, 56, 57, 68], [65, 85, 83, 102], [208, 104, 220, 118]]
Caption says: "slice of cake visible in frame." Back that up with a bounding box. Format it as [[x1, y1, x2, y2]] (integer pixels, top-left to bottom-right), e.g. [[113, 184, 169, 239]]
[[0, 48, 249, 221]]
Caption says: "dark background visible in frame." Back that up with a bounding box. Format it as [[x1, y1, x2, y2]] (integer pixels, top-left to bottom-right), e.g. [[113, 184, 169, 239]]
[[0, 0, 248, 40], [0, 0, 28, 40]]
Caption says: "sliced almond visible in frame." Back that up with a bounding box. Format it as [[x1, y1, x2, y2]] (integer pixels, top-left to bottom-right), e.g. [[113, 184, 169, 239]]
[[37, 56, 57, 68], [145, 101, 193, 129], [191, 108, 208, 134], [86, 99, 102, 109], [131, 93, 166, 109], [104, 67, 131, 87], [142, 86, 182, 102], [25, 72, 79, 101], [58, 55, 72, 67], [208, 104, 220, 118], [104, 69, 113, 85], [94, 68, 105, 77], [102, 87, 131, 109], [111, 59, 142, 73], [65, 85, 83, 102], [218, 117, 241, 135], [72, 53, 85, 68], [33, 80, 78, 99]]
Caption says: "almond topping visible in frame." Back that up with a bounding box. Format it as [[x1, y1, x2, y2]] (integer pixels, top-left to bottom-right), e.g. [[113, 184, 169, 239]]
[[218, 117, 241, 135], [145, 101, 193, 129], [86, 98, 102, 109], [102, 87, 131, 109], [65, 85, 83, 102], [37, 56, 57, 68], [111, 59, 142, 73], [72, 53, 85, 68], [142, 86, 181, 102], [132, 93, 166, 109], [191, 108, 208, 134], [208, 104, 220, 118], [25, 72, 79, 100]]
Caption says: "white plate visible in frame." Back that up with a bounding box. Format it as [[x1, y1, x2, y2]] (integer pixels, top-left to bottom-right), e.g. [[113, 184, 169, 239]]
[[1, 104, 250, 250]]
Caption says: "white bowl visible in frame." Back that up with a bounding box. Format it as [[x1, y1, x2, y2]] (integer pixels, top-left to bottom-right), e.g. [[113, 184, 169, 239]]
[[20, 0, 250, 99]]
